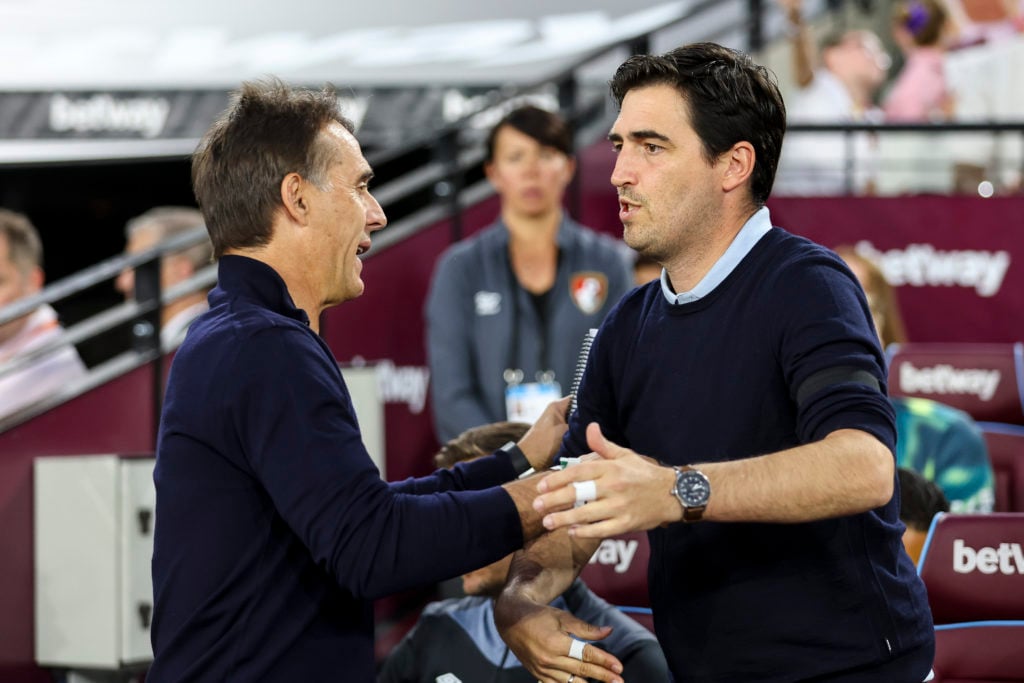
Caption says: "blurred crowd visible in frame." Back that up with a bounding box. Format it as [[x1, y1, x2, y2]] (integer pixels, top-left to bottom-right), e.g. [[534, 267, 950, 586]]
[[773, 0, 1024, 196]]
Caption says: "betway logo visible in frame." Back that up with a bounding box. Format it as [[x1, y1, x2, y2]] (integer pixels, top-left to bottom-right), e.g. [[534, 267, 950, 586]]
[[588, 539, 639, 574], [375, 360, 430, 414], [49, 93, 170, 139], [854, 240, 1010, 297], [953, 538, 1024, 574], [899, 362, 1001, 401]]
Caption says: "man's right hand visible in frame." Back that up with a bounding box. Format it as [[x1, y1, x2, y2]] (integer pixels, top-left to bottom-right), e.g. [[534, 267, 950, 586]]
[[518, 396, 572, 471], [494, 593, 624, 683]]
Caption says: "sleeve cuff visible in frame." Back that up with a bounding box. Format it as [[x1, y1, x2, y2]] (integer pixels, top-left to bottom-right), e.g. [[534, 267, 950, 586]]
[[500, 441, 533, 476]]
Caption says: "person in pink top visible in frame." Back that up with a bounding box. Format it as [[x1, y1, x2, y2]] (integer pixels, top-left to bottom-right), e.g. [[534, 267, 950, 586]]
[[884, 0, 955, 122]]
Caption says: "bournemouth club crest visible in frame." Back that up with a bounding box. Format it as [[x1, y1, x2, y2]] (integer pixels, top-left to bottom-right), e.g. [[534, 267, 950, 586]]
[[569, 272, 608, 314]]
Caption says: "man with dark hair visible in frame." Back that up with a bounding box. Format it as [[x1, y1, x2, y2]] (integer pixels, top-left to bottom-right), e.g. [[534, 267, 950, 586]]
[[494, 43, 934, 683], [898, 466, 950, 565], [0, 208, 87, 417], [150, 79, 571, 682], [115, 206, 213, 349], [379, 421, 669, 683], [426, 104, 631, 442]]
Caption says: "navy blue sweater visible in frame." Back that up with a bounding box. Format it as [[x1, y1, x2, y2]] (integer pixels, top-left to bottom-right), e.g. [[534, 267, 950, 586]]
[[150, 256, 525, 682], [565, 228, 934, 682]]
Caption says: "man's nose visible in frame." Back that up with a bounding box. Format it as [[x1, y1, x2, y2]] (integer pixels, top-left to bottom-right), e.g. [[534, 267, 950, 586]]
[[610, 152, 636, 188], [366, 193, 387, 233]]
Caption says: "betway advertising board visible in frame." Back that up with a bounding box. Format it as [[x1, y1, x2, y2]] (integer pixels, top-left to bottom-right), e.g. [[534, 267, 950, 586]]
[[767, 197, 1023, 344]]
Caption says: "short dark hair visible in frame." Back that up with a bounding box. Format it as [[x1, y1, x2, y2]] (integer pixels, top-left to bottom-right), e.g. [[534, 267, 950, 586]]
[[0, 208, 43, 274], [434, 421, 531, 469], [485, 105, 572, 164], [608, 42, 786, 207], [192, 78, 354, 258], [898, 467, 950, 532]]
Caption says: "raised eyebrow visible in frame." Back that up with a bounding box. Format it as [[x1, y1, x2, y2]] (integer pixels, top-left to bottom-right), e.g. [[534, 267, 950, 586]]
[[607, 130, 671, 144], [358, 169, 375, 184], [629, 129, 670, 143]]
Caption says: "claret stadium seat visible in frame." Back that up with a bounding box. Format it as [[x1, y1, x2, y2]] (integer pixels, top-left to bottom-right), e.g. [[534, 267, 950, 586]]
[[579, 531, 652, 631], [979, 423, 1024, 512], [887, 342, 1024, 425], [917, 512, 1024, 682]]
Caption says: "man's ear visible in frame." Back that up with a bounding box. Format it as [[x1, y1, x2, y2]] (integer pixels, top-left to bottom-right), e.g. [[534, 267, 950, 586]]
[[721, 141, 755, 193], [279, 172, 310, 224], [166, 254, 192, 281], [24, 265, 44, 295]]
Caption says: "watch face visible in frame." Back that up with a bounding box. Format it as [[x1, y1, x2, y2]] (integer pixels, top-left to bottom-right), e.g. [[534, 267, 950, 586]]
[[676, 470, 710, 507]]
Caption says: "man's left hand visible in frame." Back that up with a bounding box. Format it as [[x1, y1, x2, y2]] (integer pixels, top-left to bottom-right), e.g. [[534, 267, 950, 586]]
[[534, 422, 682, 537]]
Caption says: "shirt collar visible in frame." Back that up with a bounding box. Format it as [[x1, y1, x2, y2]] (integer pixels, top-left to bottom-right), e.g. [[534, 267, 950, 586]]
[[660, 206, 773, 305], [213, 255, 310, 326]]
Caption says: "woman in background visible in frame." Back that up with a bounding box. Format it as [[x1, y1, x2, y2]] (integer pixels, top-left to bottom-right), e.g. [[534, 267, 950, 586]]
[[884, 0, 955, 122], [425, 106, 631, 443]]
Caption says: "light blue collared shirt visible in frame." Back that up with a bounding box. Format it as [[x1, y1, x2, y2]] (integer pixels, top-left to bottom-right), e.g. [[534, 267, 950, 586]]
[[659, 206, 773, 305]]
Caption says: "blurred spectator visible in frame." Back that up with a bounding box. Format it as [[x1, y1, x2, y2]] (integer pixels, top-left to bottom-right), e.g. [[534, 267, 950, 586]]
[[946, 0, 1024, 46], [885, 0, 955, 122], [115, 207, 213, 350], [425, 106, 631, 442], [0, 208, 87, 418], [873, 0, 960, 195], [834, 244, 908, 347], [774, 0, 891, 194], [632, 252, 662, 287], [378, 420, 669, 683], [898, 466, 950, 564], [940, 1, 1024, 193], [837, 245, 996, 513]]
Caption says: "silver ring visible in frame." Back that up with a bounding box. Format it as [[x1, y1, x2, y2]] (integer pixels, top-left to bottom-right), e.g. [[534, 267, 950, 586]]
[[572, 480, 597, 508], [567, 675, 576, 683], [568, 638, 586, 661]]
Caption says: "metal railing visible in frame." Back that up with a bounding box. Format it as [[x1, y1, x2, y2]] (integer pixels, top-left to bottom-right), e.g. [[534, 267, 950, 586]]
[[781, 121, 1024, 196], [3, 0, 935, 433], [0, 227, 214, 433]]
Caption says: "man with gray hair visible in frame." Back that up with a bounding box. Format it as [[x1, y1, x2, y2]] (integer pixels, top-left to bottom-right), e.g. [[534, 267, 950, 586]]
[[149, 79, 569, 683], [0, 208, 87, 418], [115, 206, 213, 349]]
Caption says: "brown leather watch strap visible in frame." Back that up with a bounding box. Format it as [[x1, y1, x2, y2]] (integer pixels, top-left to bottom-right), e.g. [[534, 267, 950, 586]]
[[676, 466, 708, 523]]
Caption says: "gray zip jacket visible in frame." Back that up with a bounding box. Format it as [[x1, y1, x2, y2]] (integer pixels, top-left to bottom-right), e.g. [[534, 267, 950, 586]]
[[425, 217, 632, 442]]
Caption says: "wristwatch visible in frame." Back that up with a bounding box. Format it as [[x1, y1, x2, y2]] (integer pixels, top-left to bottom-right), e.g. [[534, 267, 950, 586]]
[[671, 466, 711, 522], [499, 441, 533, 476]]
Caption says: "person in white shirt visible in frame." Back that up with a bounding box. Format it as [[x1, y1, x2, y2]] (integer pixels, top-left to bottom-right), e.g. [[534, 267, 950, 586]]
[[115, 207, 213, 350], [0, 209, 87, 419], [774, 0, 892, 195]]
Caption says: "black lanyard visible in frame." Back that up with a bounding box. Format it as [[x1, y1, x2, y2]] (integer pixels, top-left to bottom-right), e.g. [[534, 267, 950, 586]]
[[503, 247, 556, 385]]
